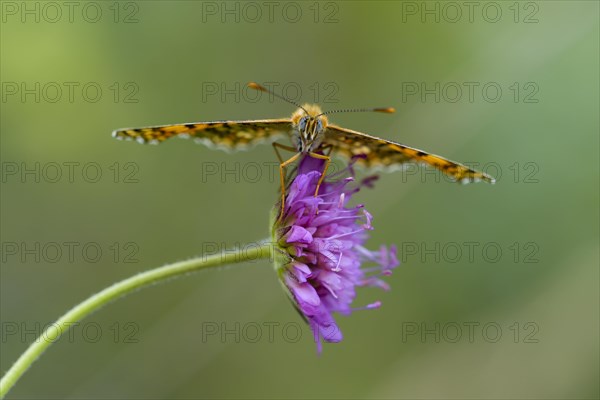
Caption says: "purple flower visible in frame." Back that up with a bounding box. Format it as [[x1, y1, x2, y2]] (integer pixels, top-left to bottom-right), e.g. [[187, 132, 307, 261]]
[[272, 155, 399, 352]]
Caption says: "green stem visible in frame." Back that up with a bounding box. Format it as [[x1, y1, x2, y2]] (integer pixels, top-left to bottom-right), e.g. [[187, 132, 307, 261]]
[[0, 241, 273, 399]]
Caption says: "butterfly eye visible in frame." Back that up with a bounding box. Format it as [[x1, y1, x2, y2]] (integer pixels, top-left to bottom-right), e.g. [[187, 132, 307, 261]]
[[316, 119, 323, 132], [298, 117, 307, 132]]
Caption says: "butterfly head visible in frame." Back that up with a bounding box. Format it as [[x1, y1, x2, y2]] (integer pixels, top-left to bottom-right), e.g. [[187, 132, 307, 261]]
[[291, 104, 329, 153], [247, 81, 395, 153]]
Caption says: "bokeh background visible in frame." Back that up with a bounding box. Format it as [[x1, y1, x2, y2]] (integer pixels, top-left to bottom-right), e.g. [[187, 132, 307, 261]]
[[1, 1, 598, 398]]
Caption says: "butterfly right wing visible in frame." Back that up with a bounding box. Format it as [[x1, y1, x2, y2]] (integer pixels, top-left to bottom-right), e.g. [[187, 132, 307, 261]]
[[112, 119, 292, 151], [324, 124, 495, 184]]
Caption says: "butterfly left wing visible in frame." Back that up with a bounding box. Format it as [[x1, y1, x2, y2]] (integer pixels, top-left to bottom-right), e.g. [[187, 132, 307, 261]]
[[112, 119, 291, 151], [324, 125, 495, 184]]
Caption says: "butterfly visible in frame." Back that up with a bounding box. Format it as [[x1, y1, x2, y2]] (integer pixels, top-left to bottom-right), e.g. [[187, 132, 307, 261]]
[[113, 82, 495, 219]]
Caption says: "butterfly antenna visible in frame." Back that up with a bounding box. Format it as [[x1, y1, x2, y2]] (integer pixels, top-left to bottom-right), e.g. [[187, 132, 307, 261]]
[[248, 82, 309, 114], [317, 107, 396, 117]]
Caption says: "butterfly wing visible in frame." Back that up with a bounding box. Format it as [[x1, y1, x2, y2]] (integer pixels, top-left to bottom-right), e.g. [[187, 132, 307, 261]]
[[324, 125, 495, 183], [112, 119, 292, 151]]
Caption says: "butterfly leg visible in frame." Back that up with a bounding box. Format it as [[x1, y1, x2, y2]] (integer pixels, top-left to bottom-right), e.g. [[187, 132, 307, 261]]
[[307, 150, 332, 198], [273, 142, 300, 221], [272, 142, 296, 164]]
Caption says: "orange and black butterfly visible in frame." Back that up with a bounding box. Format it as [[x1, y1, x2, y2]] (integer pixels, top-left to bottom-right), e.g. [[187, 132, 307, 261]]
[[113, 82, 495, 216]]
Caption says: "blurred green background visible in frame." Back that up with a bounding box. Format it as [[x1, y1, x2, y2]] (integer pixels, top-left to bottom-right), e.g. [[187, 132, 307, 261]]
[[1, 1, 598, 398]]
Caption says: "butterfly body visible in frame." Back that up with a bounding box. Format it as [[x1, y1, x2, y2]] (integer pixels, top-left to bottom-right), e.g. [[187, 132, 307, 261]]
[[113, 81, 495, 217], [114, 114, 494, 183]]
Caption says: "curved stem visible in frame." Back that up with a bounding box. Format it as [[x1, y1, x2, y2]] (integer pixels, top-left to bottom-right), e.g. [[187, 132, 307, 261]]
[[0, 241, 273, 399]]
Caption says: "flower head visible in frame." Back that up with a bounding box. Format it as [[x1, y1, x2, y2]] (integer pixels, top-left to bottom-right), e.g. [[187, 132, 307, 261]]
[[272, 155, 399, 352]]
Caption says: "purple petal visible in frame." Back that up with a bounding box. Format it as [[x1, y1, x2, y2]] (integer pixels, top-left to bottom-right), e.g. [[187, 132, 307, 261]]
[[284, 225, 313, 245]]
